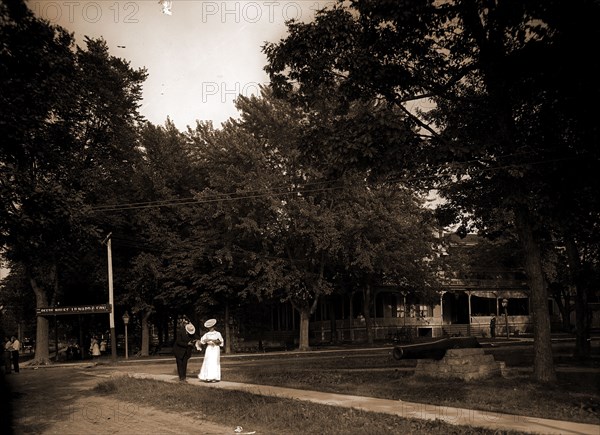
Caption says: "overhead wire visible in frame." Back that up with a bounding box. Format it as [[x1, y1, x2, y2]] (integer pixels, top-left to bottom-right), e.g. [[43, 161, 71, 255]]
[[89, 154, 582, 213], [91, 184, 346, 212], [91, 155, 587, 253], [90, 178, 344, 212]]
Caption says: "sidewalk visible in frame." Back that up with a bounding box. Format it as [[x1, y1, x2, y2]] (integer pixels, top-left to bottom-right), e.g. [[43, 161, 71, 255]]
[[124, 371, 600, 435], [20, 340, 600, 434]]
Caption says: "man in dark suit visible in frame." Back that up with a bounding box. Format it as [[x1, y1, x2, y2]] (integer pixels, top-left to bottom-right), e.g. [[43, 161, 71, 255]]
[[173, 322, 199, 381]]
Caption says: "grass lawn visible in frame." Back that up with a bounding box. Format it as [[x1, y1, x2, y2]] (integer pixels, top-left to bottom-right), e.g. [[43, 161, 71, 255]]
[[96, 377, 524, 434], [95, 340, 599, 434]]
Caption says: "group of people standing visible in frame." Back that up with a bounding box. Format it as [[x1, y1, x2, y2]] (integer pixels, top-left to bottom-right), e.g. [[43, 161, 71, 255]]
[[3, 336, 20, 374], [2, 321, 223, 381], [89, 336, 107, 359], [173, 318, 224, 382]]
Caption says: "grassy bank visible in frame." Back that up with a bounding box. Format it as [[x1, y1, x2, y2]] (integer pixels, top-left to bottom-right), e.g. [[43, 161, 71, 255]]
[[93, 341, 599, 433], [219, 344, 599, 424], [95, 376, 524, 434]]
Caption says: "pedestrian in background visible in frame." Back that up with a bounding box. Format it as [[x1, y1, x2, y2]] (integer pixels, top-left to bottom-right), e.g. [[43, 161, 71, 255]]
[[10, 336, 20, 373], [90, 336, 101, 360], [173, 321, 199, 381], [198, 319, 223, 383], [3, 337, 12, 374], [490, 315, 496, 339]]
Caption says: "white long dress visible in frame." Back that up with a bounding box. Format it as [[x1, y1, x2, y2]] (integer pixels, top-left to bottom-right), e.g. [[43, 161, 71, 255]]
[[198, 330, 224, 381]]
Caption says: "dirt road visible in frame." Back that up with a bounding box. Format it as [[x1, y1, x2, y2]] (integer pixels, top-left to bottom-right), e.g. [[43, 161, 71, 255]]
[[5, 364, 236, 435]]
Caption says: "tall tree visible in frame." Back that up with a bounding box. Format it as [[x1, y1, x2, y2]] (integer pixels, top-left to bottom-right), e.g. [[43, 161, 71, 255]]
[[263, 0, 600, 381], [115, 120, 202, 355], [185, 117, 285, 341], [201, 90, 441, 350], [231, 91, 349, 351], [334, 178, 441, 344], [0, 0, 147, 363]]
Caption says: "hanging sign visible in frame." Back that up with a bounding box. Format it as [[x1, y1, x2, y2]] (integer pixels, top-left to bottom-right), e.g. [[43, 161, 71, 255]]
[[36, 304, 112, 316]]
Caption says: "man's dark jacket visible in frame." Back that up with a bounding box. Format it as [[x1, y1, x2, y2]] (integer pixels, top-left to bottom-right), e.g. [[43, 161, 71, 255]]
[[173, 327, 197, 359]]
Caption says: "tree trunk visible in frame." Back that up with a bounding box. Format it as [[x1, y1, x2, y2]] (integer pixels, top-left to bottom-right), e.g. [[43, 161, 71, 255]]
[[159, 311, 167, 346], [224, 303, 231, 354], [558, 293, 572, 332], [141, 311, 150, 357], [363, 284, 374, 345], [564, 235, 591, 359], [29, 274, 51, 364], [549, 285, 571, 332], [328, 298, 338, 344], [172, 317, 177, 345], [298, 307, 311, 351], [515, 207, 556, 382]]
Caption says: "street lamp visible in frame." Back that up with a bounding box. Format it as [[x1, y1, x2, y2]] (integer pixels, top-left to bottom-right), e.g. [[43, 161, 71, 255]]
[[122, 311, 130, 359], [501, 298, 509, 340]]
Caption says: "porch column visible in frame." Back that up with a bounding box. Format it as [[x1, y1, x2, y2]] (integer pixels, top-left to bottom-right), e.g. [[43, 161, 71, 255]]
[[402, 292, 407, 326], [468, 292, 472, 335], [349, 292, 355, 341], [439, 292, 444, 338], [440, 292, 444, 321], [292, 304, 296, 330]]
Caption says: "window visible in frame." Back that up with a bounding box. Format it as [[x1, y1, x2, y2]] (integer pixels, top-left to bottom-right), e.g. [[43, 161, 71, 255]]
[[419, 305, 432, 317]]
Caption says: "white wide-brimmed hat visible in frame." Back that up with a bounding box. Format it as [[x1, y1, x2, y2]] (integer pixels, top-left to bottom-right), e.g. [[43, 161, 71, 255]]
[[185, 323, 196, 334], [204, 319, 217, 328]]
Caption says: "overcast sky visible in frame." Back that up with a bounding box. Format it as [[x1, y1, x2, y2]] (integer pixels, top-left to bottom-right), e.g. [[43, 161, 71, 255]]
[[30, 0, 332, 130]]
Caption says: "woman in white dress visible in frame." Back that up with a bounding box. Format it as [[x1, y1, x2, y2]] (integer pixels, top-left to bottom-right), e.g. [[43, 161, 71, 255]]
[[197, 319, 223, 382], [90, 336, 101, 360]]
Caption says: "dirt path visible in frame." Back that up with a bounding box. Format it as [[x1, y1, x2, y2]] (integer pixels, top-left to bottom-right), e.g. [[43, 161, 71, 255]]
[[6, 366, 235, 435]]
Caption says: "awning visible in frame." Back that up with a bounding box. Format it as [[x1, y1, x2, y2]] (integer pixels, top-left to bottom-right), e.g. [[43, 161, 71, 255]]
[[468, 290, 529, 299]]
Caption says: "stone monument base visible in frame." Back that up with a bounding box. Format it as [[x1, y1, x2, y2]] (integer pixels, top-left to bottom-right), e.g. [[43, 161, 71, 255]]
[[414, 348, 505, 381]]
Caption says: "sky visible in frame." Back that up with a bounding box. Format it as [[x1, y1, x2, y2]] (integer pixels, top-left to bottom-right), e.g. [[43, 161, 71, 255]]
[[30, 0, 333, 130]]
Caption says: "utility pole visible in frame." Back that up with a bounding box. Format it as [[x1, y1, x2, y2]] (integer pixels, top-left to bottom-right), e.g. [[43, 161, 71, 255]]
[[102, 233, 117, 362], [502, 298, 509, 340]]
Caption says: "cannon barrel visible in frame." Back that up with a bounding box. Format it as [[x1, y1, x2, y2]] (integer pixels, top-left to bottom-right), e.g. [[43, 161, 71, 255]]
[[392, 336, 481, 360]]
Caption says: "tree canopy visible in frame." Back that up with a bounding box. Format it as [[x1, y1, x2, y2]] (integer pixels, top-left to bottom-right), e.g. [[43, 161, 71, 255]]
[[3, 0, 593, 369], [263, 0, 600, 380], [0, 0, 147, 362]]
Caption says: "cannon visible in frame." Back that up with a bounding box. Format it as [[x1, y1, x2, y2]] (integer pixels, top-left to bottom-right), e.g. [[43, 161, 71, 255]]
[[392, 336, 481, 360]]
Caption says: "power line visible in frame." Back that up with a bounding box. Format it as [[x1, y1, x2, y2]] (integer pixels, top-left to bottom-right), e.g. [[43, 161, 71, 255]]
[[93, 183, 309, 209], [89, 155, 584, 213], [91, 184, 346, 212]]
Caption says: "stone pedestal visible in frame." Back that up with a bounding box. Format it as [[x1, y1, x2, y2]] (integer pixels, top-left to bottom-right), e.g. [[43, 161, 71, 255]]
[[414, 348, 504, 381]]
